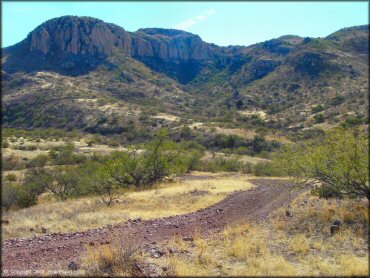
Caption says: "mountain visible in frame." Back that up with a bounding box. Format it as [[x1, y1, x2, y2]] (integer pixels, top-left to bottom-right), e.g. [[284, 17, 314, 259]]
[[2, 16, 368, 136]]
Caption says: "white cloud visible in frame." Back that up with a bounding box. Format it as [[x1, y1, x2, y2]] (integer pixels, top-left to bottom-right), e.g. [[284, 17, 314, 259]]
[[174, 9, 216, 31]]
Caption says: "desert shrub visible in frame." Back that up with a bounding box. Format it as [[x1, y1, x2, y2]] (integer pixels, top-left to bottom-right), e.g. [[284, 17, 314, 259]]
[[79, 159, 132, 205], [312, 105, 325, 113], [2, 155, 26, 171], [2, 182, 18, 211], [311, 184, 343, 199], [240, 162, 253, 174], [197, 156, 243, 172], [49, 143, 86, 165], [288, 128, 325, 141], [330, 95, 345, 106], [2, 170, 48, 209], [82, 238, 141, 276], [48, 167, 83, 200], [181, 149, 203, 172], [105, 151, 148, 187], [107, 139, 120, 148], [276, 127, 369, 199], [253, 162, 285, 177], [341, 114, 368, 128], [15, 185, 39, 208], [314, 113, 325, 123], [2, 128, 81, 141], [26, 154, 49, 168], [5, 173, 17, 182], [13, 144, 37, 151], [191, 132, 281, 156], [2, 141, 9, 148]]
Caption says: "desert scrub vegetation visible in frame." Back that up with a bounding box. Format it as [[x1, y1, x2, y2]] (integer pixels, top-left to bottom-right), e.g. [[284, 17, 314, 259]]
[[127, 191, 368, 276], [276, 126, 369, 199], [170, 127, 283, 157], [1, 129, 204, 209], [2, 173, 254, 239], [2, 127, 81, 141], [197, 155, 285, 177], [82, 237, 142, 276]]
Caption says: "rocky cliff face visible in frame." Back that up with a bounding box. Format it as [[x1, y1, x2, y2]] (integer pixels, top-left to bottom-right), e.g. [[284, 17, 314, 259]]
[[3, 16, 368, 86], [28, 16, 120, 58], [3, 16, 214, 82], [24, 16, 212, 62]]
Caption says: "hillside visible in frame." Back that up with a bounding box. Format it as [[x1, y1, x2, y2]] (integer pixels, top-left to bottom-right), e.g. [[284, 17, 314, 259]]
[[2, 16, 368, 135]]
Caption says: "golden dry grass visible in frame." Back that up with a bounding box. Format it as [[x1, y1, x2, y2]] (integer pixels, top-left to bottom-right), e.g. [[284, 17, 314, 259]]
[[2, 173, 254, 239], [82, 237, 141, 276], [202, 151, 270, 164], [133, 191, 369, 277], [151, 113, 180, 122], [214, 127, 292, 143], [238, 109, 267, 119], [2, 137, 127, 159]]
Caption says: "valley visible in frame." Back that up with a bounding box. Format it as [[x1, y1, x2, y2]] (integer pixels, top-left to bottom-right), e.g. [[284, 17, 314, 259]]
[[1, 13, 369, 277]]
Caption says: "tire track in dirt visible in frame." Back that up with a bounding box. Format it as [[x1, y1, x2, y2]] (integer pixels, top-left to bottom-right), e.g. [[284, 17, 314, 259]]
[[1, 178, 298, 275]]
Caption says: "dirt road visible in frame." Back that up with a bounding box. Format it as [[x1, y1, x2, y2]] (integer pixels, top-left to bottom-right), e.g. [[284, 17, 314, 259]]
[[1, 179, 298, 276]]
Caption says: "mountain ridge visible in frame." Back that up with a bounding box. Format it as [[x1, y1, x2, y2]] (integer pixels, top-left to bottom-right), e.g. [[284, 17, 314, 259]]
[[2, 16, 368, 135]]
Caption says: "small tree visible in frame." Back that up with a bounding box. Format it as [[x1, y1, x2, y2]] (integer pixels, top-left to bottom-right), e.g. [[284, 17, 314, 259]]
[[107, 151, 148, 187], [144, 128, 179, 183], [84, 161, 123, 206], [275, 127, 369, 199], [47, 167, 80, 200]]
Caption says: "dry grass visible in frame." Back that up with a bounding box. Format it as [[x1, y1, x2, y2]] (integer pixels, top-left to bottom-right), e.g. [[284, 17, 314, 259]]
[[2, 137, 127, 160], [238, 109, 267, 119], [151, 113, 180, 122], [2, 173, 254, 239], [202, 151, 270, 164], [82, 237, 141, 276], [214, 127, 292, 143], [141, 191, 368, 276]]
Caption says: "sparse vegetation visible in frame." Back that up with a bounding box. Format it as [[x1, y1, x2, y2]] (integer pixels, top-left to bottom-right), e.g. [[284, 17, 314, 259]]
[[80, 191, 368, 276], [276, 127, 369, 199], [1, 16, 368, 276]]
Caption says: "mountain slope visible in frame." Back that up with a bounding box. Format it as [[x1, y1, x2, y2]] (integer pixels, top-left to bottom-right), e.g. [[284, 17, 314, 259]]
[[2, 16, 368, 134]]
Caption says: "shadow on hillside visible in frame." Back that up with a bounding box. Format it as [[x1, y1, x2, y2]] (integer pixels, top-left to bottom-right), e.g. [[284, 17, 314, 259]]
[[2, 44, 113, 77]]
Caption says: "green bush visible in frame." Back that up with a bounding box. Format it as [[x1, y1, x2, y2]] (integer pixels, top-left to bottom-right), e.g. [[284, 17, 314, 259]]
[[197, 156, 243, 172], [14, 144, 37, 151], [314, 113, 325, 123], [2, 174, 47, 209], [341, 115, 368, 128], [330, 95, 345, 106], [2, 155, 27, 171], [312, 105, 325, 113], [311, 184, 343, 199], [49, 143, 86, 165], [2, 141, 9, 148], [26, 154, 49, 168], [276, 127, 369, 199], [15, 185, 39, 208], [252, 162, 285, 177], [2, 182, 18, 211], [5, 173, 17, 182], [48, 167, 84, 200]]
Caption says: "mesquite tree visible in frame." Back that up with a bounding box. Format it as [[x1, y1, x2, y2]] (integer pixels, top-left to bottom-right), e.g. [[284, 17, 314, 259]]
[[275, 127, 369, 199]]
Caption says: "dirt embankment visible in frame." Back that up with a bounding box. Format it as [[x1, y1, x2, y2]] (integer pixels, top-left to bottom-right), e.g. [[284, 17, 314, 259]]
[[1, 179, 299, 275]]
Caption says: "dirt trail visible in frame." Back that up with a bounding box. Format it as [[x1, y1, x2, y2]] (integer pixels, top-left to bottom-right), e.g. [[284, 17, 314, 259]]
[[1, 179, 298, 275]]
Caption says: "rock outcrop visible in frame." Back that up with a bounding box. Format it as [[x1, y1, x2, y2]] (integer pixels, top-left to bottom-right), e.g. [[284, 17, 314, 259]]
[[25, 16, 212, 62]]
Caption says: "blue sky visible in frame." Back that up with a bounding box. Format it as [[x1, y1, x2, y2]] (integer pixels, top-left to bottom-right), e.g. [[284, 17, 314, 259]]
[[2, 1, 368, 48]]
